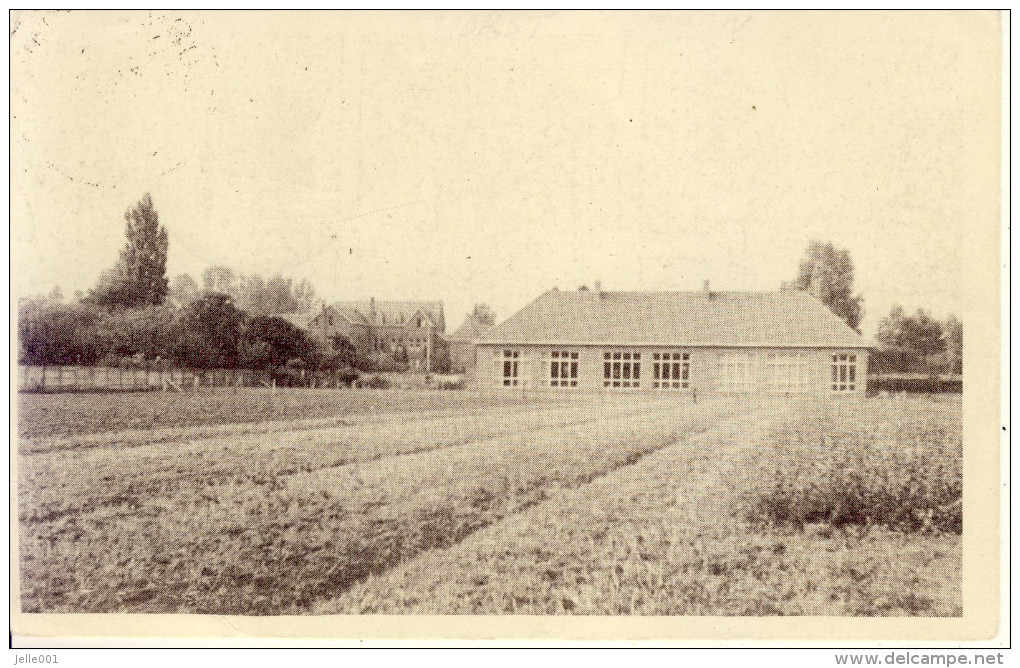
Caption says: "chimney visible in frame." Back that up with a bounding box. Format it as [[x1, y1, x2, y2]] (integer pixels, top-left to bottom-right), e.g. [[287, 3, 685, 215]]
[[593, 280, 602, 298], [369, 297, 377, 322], [703, 279, 712, 298]]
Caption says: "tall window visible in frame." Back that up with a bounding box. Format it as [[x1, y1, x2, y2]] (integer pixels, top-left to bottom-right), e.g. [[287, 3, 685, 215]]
[[603, 351, 641, 388], [652, 351, 688, 389], [766, 353, 809, 393], [497, 349, 520, 386], [831, 353, 857, 392], [717, 352, 755, 392], [549, 350, 579, 387]]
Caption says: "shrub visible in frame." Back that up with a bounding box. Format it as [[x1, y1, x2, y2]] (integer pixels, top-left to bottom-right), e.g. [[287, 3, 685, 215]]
[[18, 301, 106, 366], [356, 352, 408, 373], [333, 367, 359, 387], [355, 375, 391, 390], [738, 405, 961, 534], [240, 316, 316, 370]]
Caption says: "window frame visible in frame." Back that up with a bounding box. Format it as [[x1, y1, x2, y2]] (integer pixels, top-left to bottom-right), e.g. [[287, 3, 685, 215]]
[[765, 352, 810, 394], [716, 351, 755, 393], [603, 350, 642, 389], [495, 349, 521, 387], [830, 352, 858, 392], [548, 350, 579, 388], [651, 351, 689, 390]]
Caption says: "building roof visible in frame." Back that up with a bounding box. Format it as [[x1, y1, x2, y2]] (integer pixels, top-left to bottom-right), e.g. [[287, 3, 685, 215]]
[[448, 314, 494, 341], [477, 288, 869, 348], [331, 299, 445, 331]]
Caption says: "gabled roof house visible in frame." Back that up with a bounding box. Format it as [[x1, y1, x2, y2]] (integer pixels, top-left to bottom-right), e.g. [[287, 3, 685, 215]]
[[474, 282, 869, 394], [280, 298, 447, 367]]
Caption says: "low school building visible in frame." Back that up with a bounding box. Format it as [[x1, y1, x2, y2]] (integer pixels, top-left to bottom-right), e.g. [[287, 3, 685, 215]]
[[474, 282, 869, 395]]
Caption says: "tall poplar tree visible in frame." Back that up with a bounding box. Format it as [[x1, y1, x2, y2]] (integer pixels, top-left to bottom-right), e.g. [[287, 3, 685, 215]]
[[86, 193, 169, 308]]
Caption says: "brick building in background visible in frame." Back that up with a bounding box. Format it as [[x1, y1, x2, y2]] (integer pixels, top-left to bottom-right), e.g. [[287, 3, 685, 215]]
[[282, 298, 447, 370]]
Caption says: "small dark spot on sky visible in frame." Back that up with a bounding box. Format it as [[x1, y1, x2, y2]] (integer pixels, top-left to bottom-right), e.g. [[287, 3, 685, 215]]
[[629, 119, 632, 122], [752, 105, 756, 110]]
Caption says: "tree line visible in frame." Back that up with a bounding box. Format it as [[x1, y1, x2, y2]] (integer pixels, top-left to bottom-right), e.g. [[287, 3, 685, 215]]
[[795, 240, 962, 377], [19, 193, 961, 379], [19, 194, 349, 372]]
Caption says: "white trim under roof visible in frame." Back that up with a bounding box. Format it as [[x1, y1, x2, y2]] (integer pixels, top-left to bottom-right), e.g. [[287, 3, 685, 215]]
[[476, 341, 873, 349]]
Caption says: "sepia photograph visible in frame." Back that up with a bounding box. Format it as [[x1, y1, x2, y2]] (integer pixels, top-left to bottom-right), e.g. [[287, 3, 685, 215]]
[[9, 9, 1004, 646]]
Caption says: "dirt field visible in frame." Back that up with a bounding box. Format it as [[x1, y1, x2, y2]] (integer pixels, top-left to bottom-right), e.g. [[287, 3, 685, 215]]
[[17, 388, 961, 616]]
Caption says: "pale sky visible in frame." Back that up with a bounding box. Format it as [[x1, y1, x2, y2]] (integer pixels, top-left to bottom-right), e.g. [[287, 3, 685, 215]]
[[11, 11, 1001, 336]]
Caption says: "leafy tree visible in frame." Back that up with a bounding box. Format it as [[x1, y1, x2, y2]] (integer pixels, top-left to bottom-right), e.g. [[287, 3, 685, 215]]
[[201, 265, 238, 296], [874, 305, 953, 374], [173, 293, 247, 369], [795, 240, 864, 332], [168, 273, 200, 306], [85, 266, 134, 309], [263, 275, 298, 315], [18, 301, 105, 365], [48, 285, 64, 302], [326, 334, 358, 369], [293, 279, 317, 314], [239, 316, 315, 370], [200, 267, 316, 316], [86, 194, 169, 308], [942, 314, 962, 375], [96, 305, 180, 362], [471, 303, 496, 326]]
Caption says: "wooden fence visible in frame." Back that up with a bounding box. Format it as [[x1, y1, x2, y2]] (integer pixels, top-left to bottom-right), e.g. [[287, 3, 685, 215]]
[[18, 365, 273, 393]]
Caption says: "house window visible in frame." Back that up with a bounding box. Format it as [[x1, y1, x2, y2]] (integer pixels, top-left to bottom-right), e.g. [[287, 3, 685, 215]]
[[549, 350, 579, 387], [831, 353, 857, 392], [717, 351, 755, 392], [497, 349, 520, 386], [766, 353, 810, 393], [652, 351, 688, 389], [603, 351, 641, 388]]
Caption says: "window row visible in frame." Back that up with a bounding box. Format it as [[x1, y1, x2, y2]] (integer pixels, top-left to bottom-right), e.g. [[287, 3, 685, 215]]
[[373, 337, 429, 351], [494, 349, 693, 390], [493, 349, 861, 393]]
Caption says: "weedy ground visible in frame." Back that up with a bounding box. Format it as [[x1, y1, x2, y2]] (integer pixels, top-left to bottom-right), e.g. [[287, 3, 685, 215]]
[[18, 389, 960, 616]]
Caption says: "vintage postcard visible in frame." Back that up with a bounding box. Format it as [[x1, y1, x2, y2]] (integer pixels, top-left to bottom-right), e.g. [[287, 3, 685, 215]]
[[9, 10, 1004, 646]]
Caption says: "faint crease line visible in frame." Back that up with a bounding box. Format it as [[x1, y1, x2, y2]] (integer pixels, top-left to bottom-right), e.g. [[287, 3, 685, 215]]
[[339, 199, 426, 224]]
